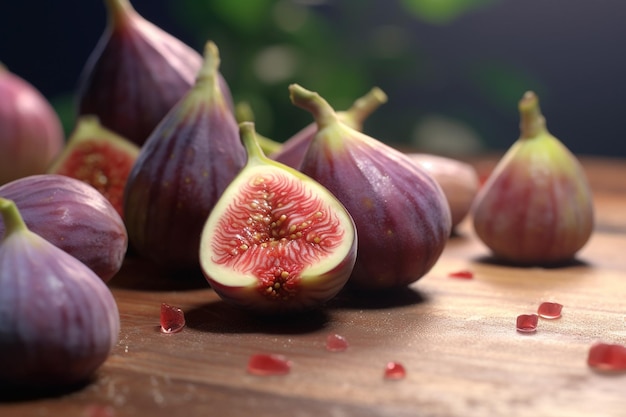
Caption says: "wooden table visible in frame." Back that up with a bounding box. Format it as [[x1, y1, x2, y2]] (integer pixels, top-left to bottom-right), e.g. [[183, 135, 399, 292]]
[[3, 156, 626, 417]]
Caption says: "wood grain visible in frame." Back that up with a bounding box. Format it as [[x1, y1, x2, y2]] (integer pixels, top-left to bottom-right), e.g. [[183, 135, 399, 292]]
[[2, 156, 626, 417]]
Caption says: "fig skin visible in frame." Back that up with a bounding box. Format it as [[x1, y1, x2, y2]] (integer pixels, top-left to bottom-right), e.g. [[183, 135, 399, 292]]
[[0, 197, 120, 387], [271, 87, 388, 170], [124, 41, 246, 271], [76, 0, 233, 146], [0, 174, 128, 282], [0, 64, 64, 185], [290, 84, 452, 290], [47, 115, 140, 218], [471, 91, 594, 265], [199, 122, 357, 313], [407, 153, 479, 229]]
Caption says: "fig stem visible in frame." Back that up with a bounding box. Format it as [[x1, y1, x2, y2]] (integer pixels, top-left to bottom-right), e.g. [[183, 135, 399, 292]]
[[239, 122, 268, 164], [345, 87, 388, 128], [518, 91, 547, 139], [289, 84, 339, 129], [0, 197, 28, 239], [105, 0, 134, 26], [196, 41, 221, 90]]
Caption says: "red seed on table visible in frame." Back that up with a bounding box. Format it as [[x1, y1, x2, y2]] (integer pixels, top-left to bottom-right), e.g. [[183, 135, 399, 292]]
[[516, 314, 539, 333], [587, 343, 626, 372], [384, 362, 406, 380], [537, 302, 563, 319], [160, 303, 185, 334], [247, 353, 292, 376], [326, 333, 349, 352], [448, 270, 474, 279]]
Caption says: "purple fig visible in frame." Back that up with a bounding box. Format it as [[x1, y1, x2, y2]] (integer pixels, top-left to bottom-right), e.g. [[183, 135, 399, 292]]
[[199, 122, 357, 312], [0, 174, 128, 282], [124, 41, 246, 271], [0, 64, 64, 185], [290, 84, 451, 290], [471, 91, 594, 265], [76, 0, 233, 146], [271, 87, 388, 169], [0, 197, 120, 387], [47, 115, 140, 219]]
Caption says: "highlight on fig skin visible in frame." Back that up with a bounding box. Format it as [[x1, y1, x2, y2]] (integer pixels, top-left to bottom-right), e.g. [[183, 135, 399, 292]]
[[471, 90, 594, 266], [199, 122, 357, 313]]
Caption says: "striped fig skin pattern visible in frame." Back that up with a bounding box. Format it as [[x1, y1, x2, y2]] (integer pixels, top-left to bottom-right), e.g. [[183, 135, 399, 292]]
[[301, 131, 452, 290], [0, 175, 128, 282]]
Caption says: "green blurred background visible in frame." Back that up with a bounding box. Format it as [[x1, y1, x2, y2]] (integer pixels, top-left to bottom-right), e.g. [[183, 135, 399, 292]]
[[2, 0, 626, 156]]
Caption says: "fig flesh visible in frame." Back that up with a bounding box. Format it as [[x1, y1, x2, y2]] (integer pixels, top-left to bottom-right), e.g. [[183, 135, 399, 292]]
[[199, 122, 357, 312], [76, 0, 233, 146], [0, 64, 64, 185], [47, 115, 140, 218], [124, 41, 246, 271], [471, 91, 594, 265], [0, 174, 128, 282], [291, 84, 451, 290], [271, 87, 388, 169], [407, 153, 479, 229], [0, 197, 120, 387]]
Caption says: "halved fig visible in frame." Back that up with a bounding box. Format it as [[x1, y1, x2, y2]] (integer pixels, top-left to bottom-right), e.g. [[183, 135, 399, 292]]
[[199, 122, 357, 313]]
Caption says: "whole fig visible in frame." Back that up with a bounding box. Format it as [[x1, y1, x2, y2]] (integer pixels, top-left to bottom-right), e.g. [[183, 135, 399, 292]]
[[471, 91, 594, 265], [0, 174, 128, 282], [124, 41, 246, 271], [76, 0, 233, 146], [0, 64, 64, 185], [199, 122, 357, 313], [290, 85, 451, 290], [0, 197, 120, 387]]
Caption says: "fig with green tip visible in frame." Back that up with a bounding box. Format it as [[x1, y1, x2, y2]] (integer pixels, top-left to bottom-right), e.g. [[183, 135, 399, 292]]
[[76, 0, 233, 146], [471, 91, 594, 265], [47, 115, 140, 218], [290, 84, 451, 290], [124, 41, 246, 271], [271, 87, 388, 169], [0, 197, 120, 387], [199, 122, 357, 313]]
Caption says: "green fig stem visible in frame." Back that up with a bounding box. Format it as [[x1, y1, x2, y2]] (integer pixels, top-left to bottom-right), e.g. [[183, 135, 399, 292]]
[[195, 41, 223, 95], [239, 122, 268, 165], [289, 84, 340, 129], [105, 0, 134, 26], [345, 87, 388, 127], [0, 197, 28, 239], [518, 91, 547, 139], [235, 102, 283, 155]]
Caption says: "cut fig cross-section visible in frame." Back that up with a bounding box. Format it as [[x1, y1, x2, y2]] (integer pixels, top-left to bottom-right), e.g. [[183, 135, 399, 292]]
[[199, 122, 357, 313]]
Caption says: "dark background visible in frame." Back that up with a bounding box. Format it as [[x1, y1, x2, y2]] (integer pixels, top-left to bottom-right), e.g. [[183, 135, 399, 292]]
[[2, 0, 626, 157]]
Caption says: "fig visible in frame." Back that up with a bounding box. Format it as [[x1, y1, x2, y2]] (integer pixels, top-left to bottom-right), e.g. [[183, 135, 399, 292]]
[[0, 197, 120, 387], [271, 87, 388, 169], [407, 153, 479, 229], [47, 115, 140, 218], [0, 175, 127, 282], [471, 91, 594, 265], [0, 63, 64, 185], [76, 0, 233, 146], [199, 122, 357, 312], [124, 41, 246, 271], [290, 84, 451, 290]]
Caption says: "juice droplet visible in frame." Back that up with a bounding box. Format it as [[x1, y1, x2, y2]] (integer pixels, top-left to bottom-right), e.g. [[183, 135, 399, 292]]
[[84, 404, 115, 417], [516, 314, 538, 333], [587, 343, 626, 372], [448, 270, 473, 279], [326, 333, 349, 352], [384, 362, 406, 380], [247, 353, 292, 376], [537, 301, 563, 319], [160, 303, 185, 334]]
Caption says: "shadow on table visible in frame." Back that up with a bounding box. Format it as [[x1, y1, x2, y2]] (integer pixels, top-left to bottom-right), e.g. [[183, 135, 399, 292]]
[[472, 254, 591, 270], [0, 378, 91, 403]]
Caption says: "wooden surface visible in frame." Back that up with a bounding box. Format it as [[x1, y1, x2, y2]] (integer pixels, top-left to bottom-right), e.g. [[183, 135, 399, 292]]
[[3, 156, 626, 417]]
